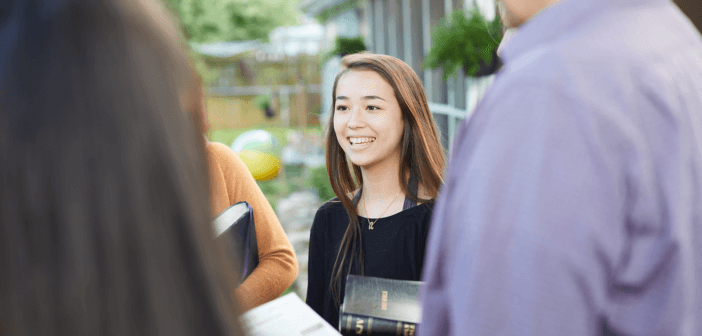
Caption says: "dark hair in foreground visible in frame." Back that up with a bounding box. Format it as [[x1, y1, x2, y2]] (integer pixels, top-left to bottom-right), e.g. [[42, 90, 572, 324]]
[[326, 53, 446, 305], [0, 0, 242, 335]]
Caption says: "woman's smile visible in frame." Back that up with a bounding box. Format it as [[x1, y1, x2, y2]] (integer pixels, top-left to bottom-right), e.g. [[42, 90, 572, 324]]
[[348, 136, 376, 147]]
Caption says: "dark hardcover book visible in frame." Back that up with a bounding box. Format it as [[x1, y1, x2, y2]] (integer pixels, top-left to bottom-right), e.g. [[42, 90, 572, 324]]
[[213, 201, 258, 280], [339, 313, 417, 336], [339, 275, 422, 336]]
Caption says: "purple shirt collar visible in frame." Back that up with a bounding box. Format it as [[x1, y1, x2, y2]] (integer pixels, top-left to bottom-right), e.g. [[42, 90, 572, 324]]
[[500, 0, 668, 64]]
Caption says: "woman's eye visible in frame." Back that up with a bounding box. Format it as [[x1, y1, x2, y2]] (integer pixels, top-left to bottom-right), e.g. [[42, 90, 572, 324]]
[[336, 105, 348, 111], [367, 105, 380, 111]]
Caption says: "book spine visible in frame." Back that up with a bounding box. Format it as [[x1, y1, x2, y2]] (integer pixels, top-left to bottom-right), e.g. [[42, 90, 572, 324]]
[[339, 313, 417, 336]]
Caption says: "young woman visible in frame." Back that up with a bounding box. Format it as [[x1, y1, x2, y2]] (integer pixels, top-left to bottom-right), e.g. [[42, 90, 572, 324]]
[[185, 71, 299, 311], [306, 53, 445, 329], [0, 0, 243, 334]]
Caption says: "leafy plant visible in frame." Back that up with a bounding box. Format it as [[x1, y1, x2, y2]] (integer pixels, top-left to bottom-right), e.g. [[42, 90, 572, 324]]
[[254, 94, 275, 119], [424, 8, 503, 79], [254, 94, 271, 110], [309, 166, 335, 202], [321, 36, 366, 63]]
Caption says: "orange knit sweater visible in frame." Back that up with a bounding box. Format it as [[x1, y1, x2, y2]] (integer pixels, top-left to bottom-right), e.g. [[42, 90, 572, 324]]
[[206, 141, 298, 311]]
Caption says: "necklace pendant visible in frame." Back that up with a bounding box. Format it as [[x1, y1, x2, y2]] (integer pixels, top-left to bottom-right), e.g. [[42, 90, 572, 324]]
[[363, 189, 402, 232]]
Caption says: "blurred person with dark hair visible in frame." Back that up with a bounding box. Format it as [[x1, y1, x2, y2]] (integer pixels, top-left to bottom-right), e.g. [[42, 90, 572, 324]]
[[421, 0, 702, 335], [0, 0, 245, 335], [185, 70, 298, 312]]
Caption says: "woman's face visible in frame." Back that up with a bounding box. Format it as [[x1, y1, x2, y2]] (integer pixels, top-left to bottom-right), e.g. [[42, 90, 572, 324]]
[[333, 70, 404, 170]]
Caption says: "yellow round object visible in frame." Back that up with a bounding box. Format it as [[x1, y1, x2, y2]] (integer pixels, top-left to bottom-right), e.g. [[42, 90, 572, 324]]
[[237, 150, 281, 181]]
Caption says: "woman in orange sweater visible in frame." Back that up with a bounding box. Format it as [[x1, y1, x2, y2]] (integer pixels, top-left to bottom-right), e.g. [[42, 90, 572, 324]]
[[187, 73, 299, 311]]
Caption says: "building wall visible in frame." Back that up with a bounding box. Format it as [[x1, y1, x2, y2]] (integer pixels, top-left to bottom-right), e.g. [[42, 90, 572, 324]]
[[362, 0, 495, 152]]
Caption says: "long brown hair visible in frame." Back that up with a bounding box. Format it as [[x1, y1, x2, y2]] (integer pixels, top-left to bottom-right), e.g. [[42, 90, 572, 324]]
[[0, 0, 242, 335], [326, 53, 445, 304]]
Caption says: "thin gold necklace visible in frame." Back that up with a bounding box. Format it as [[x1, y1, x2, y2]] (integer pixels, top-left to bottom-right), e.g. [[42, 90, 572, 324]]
[[364, 190, 403, 230]]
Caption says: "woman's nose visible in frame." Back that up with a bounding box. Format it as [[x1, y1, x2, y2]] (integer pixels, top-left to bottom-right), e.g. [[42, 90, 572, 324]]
[[347, 107, 364, 129]]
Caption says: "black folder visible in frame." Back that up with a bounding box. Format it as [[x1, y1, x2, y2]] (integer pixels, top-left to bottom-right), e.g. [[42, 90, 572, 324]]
[[213, 201, 258, 280]]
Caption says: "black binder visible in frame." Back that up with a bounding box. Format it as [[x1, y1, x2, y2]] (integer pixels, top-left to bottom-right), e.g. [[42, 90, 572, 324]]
[[339, 275, 422, 336], [213, 201, 258, 280]]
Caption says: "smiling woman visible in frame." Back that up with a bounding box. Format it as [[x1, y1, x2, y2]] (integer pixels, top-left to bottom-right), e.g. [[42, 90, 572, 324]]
[[333, 70, 405, 171], [305, 53, 445, 329]]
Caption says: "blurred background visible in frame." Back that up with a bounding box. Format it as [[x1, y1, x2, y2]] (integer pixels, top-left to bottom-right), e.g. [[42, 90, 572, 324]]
[[164, 0, 702, 300], [163, 0, 504, 301]]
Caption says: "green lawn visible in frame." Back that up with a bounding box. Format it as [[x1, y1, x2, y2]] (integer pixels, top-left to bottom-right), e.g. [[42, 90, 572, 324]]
[[207, 126, 324, 148]]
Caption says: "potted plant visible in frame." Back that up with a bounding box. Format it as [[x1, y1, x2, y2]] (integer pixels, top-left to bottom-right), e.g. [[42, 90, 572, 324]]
[[254, 94, 276, 119], [424, 8, 503, 79], [321, 36, 367, 63]]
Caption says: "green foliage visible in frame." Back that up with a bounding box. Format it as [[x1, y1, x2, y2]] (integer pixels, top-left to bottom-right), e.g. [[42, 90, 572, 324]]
[[254, 94, 271, 110], [164, 0, 302, 43], [424, 8, 503, 79], [309, 166, 335, 202], [321, 36, 366, 63]]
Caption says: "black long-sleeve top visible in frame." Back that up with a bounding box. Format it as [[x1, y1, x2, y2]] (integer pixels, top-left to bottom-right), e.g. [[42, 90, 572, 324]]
[[305, 199, 434, 329]]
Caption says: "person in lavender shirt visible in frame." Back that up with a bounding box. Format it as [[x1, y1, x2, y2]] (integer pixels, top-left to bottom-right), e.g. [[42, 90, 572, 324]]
[[420, 0, 702, 335]]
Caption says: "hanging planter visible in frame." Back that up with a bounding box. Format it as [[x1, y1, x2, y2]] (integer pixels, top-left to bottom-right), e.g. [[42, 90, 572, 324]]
[[254, 94, 276, 119], [424, 8, 503, 79]]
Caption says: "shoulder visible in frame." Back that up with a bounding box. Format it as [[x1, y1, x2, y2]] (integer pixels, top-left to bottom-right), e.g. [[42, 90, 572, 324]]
[[410, 201, 434, 220], [312, 198, 348, 224], [206, 141, 235, 160], [314, 198, 346, 218], [310, 198, 347, 237], [419, 201, 434, 211], [494, 19, 680, 114], [206, 141, 247, 172]]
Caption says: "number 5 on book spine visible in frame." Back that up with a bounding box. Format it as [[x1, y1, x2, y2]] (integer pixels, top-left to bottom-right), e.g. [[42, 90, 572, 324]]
[[402, 323, 415, 336]]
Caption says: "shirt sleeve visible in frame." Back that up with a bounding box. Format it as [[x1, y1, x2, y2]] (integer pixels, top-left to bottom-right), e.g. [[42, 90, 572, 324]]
[[421, 84, 629, 336], [305, 205, 328, 316], [208, 142, 298, 311]]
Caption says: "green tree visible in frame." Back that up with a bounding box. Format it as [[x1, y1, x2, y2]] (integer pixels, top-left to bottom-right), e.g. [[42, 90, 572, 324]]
[[165, 0, 302, 43]]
